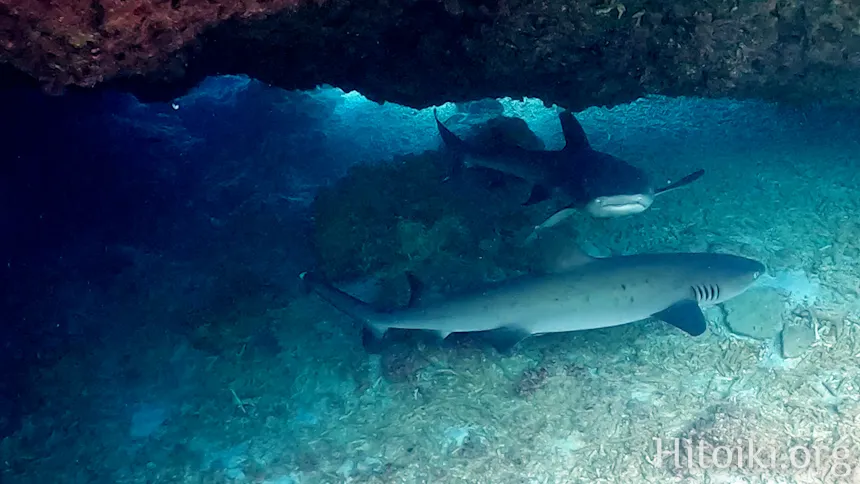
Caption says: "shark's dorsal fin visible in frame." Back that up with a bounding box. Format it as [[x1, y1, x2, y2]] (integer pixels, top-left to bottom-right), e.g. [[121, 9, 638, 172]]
[[547, 245, 594, 273], [405, 272, 425, 308], [528, 230, 595, 273], [559, 111, 590, 152]]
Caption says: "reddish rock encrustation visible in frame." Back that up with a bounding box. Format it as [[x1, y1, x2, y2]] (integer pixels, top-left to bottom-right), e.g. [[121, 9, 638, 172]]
[[1, 0, 860, 110], [0, 0, 307, 92]]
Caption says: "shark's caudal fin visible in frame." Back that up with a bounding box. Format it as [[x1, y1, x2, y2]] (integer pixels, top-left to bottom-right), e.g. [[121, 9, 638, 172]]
[[299, 271, 388, 341], [654, 169, 706, 195], [558, 111, 591, 152], [434, 109, 471, 179], [300, 271, 437, 352]]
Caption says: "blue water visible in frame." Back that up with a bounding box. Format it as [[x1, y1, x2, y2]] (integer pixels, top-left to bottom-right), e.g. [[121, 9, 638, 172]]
[[2, 76, 859, 483]]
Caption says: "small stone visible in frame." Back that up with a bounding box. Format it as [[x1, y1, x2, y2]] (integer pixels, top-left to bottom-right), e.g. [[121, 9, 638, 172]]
[[337, 459, 356, 478], [781, 323, 816, 359], [724, 287, 786, 340], [225, 468, 245, 480]]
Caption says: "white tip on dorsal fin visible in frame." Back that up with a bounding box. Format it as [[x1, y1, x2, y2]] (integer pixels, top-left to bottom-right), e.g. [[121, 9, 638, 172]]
[[548, 245, 594, 273], [527, 228, 596, 273]]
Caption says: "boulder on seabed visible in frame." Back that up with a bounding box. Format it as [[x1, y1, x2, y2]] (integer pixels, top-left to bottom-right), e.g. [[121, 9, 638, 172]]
[[723, 287, 786, 340]]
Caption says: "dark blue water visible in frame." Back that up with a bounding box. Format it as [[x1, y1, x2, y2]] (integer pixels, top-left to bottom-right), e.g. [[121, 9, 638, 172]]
[[2, 77, 859, 483]]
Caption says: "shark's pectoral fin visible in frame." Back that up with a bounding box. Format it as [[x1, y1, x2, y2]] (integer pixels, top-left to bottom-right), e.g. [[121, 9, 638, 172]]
[[653, 300, 707, 336], [524, 207, 579, 244], [535, 207, 578, 231], [482, 326, 531, 354], [523, 184, 552, 205], [654, 169, 706, 196]]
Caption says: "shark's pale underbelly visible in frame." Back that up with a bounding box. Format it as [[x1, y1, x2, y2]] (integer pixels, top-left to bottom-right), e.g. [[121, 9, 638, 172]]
[[389, 285, 685, 335]]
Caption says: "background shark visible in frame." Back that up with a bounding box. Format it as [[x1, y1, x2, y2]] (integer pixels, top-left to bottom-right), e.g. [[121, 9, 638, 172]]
[[301, 238, 765, 353], [434, 110, 705, 226]]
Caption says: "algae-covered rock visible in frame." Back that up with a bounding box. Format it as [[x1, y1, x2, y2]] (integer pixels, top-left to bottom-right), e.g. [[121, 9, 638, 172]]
[[25, 0, 860, 114], [724, 287, 787, 340], [311, 149, 535, 283], [311, 115, 558, 286], [311, 150, 459, 280]]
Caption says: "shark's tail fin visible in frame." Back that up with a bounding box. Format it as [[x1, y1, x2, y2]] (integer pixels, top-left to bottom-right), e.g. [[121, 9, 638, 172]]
[[654, 169, 705, 195], [433, 109, 469, 179], [299, 272, 389, 345], [434, 109, 467, 152]]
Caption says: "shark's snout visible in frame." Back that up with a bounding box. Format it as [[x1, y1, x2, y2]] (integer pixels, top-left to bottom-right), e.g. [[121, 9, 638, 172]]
[[693, 256, 766, 306], [586, 194, 655, 218]]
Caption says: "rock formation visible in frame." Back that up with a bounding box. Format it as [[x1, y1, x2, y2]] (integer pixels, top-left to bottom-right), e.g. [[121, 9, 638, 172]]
[[1, 0, 859, 109]]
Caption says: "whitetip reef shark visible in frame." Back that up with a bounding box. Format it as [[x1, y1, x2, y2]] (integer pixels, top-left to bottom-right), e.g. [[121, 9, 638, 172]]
[[300, 239, 764, 352], [434, 109, 705, 231]]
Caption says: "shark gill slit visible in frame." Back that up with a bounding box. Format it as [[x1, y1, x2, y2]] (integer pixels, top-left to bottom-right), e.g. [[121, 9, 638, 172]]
[[692, 284, 720, 303]]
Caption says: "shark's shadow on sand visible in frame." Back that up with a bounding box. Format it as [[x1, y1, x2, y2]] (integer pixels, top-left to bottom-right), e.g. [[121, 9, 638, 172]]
[[434, 109, 705, 234]]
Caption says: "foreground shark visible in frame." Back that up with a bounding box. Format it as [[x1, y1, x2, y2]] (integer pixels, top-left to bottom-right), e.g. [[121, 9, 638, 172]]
[[300, 246, 764, 352], [434, 110, 705, 225]]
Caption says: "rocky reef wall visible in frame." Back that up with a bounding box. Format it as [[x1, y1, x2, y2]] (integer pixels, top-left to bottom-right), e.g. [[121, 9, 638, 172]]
[[2, 0, 859, 109]]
